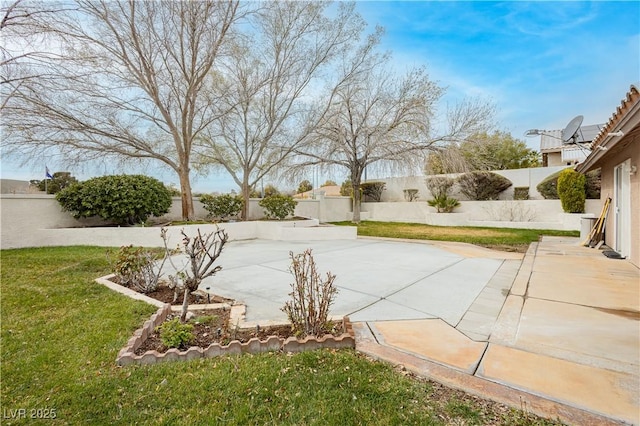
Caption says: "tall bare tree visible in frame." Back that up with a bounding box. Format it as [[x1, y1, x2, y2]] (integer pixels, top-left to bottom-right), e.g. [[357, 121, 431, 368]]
[[2, 0, 242, 220], [294, 41, 494, 222], [196, 2, 365, 220], [1, 0, 73, 109]]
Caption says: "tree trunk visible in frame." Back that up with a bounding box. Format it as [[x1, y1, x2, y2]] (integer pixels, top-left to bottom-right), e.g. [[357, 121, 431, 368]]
[[180, 288, 190, 323], [240, 178, 250, 221], [351, 178, 362, 224], [178, 168, 194, 221]]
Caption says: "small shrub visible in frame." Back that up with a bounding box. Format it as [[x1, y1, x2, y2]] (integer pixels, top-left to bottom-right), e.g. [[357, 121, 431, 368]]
[[321, 180, 337, 187], [200, 193, 243, 220], [457, 171, 512, 201], [110, 245, 164, 293], [259, 194, 297, 220], [403, 189, 419, 202], [56, 174, 172, 225], [513, 187, 529, 200], [426, 176, 455, 198], [157, 318, 194, 349], [557, 168, 586, 213], [360, 182, 386, 202], [537, 169, 600, 200], [427, 194, 460, 213], [297, 180, 312, 194], [281, 249, 338, 338]]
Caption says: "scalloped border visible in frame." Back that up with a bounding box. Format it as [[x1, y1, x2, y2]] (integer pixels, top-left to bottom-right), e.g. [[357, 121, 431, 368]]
[[116, 304, 355, 366]]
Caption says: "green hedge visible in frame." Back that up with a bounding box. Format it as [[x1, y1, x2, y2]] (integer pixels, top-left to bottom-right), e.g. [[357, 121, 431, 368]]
[[56, 174, 172, 225], [456, 171, 512, 200], [557, 169, 586, 213], [200, 193, 243, 220]]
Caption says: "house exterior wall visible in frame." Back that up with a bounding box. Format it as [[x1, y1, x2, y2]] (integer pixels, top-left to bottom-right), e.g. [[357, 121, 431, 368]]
[[598, 142, 640, 267]]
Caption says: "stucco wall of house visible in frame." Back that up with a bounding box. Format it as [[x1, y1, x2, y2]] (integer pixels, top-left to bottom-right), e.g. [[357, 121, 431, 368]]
[[597, 142, 640, 267]]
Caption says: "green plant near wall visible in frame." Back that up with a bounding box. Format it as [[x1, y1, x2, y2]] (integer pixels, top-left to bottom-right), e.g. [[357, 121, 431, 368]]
[[259, 194, 298, 220], [427, 194, 461, 213], [55, 174, 172, 225], [456, 171, 512, 200], [557, 168, 586, 213], [200, 193, 244, 220]]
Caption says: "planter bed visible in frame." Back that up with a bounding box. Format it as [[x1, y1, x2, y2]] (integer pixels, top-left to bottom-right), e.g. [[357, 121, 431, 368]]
[[116, 303, 355, 366]]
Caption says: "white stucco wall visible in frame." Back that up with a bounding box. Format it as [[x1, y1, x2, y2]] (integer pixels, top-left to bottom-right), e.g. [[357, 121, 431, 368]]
[[373, 166, 570, 202]]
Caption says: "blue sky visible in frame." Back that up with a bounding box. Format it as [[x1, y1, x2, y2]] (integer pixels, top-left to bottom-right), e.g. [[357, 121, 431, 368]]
[[355, 1, 639, 138], [2, 1, 639, 193]]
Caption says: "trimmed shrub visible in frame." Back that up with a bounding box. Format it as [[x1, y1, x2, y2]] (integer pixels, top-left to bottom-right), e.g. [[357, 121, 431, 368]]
[[425, 176, 455, 198], [537, 169, 601, 200], [360, 182, 386, 202], [200, 193, 243, 220], [536, 170, 561, 199], [513, 187, 529, 200], [557, 168, 586, 213], [457, 171, 512, 200], [403, 189, 419, 202], [157, 318, 194, 349], [259, 194, 298, 220], [321, 180, 337, 187], [56, 174, 172, 225]]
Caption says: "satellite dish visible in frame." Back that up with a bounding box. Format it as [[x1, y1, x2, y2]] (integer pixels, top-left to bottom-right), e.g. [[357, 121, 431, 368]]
[[561, 115, 583, 143]]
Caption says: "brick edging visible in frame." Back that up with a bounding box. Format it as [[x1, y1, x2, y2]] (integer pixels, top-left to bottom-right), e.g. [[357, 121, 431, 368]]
[[116, 304, 355, 366]]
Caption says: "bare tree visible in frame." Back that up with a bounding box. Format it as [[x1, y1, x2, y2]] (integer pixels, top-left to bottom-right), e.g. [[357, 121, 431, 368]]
[[2, 0, 243, 220], [0, 0, 73, 108], [196, 2, 365, 220], [293, 35, 494, 222]]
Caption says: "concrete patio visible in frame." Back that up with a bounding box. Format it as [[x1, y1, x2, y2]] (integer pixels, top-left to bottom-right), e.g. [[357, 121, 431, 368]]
[[355, 237, 639, 426], [159, 232, 639, 424]]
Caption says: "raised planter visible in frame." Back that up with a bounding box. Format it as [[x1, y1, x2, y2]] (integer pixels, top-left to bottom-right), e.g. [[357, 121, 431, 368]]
[[96, 274, 355, 365], [116, 304, 355, 366]]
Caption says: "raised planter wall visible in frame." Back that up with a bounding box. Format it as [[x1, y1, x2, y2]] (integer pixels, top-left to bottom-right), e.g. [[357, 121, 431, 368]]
[[116, 303, 355, 366], [1, 191, 597, 249]]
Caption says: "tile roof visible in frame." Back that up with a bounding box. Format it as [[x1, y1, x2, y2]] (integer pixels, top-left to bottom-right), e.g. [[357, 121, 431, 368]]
[[590, 85, 640, 149]]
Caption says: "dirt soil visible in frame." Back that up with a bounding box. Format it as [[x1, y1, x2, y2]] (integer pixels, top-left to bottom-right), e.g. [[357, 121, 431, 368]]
[[145, 285, 234, 305], [135, 308, 344, 355]]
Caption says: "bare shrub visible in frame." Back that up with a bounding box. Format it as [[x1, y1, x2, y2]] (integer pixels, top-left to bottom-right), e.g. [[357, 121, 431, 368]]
[[425, 176, 455, 198], [482, 201, 537, 222], [161, 227, 228, 322], [282, 249, 338, 338], [110, 245, 165, 293]]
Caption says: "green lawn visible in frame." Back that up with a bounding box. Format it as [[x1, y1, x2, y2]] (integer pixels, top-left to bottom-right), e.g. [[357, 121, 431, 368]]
[[332, 221, 579, 251], [1, 247, 561, 425]]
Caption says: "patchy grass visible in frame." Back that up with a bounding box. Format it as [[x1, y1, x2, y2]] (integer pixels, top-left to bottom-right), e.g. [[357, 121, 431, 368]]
[[1, 247, 562, 425], [331, 221, 579, 252]]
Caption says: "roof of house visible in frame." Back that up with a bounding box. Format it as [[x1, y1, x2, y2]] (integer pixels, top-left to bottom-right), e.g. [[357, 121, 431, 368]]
[[590, 85, 640, 149], [576, 85, 640, 173], [540, 124, 603, 151]]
